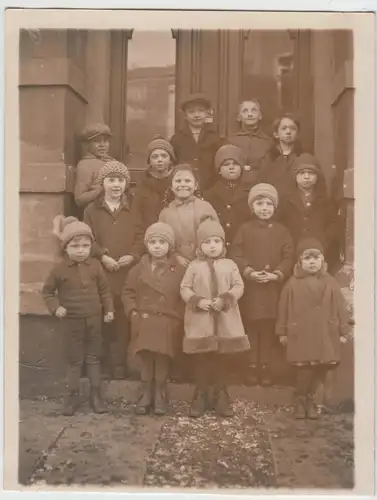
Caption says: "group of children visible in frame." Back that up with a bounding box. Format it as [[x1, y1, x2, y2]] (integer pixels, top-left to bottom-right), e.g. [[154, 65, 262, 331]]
[[42, 93, 350, 421]]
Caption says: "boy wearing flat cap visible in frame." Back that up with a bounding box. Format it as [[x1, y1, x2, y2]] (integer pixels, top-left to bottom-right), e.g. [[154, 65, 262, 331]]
[[170, 93, 224, 192], [74, 123, 114, 209]]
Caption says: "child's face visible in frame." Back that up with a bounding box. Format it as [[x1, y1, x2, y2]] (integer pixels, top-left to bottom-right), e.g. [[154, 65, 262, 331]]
[[147, 237, 170, 259], [238, 101, 262, 127], [184, 103, 208, 128], [65, 235, 92, 262], [252, 197, 275, 220], [274, 118, 298, 145], [201, 236, 224, 258], [220, 159, 242, 181], [171, 170, 197, 200], [149, 148, 172, 175], [103, 175, 127, 198], [300, 250, 324, 274], [296, 169, 318, 190], [87, 134, 110, 158]]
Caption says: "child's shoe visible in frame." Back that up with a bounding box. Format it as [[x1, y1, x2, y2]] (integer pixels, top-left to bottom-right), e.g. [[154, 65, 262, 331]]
[[154, 383, 168, 416], [215, 388, 234, 418], [260, 365, 273, 387], [135, 382, 153, 415], [62, 391, 80, 416], [90, 387, 108, 414], [189, 388, 207, 418], [306, 396, 319, 420], [294, 396, 307, 419]]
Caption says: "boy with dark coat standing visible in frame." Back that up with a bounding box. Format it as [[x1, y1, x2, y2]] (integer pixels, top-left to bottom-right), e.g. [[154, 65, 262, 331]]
[[84, 160, 144, 380], [230, 183, 294, 386], [170, 93, 224, 191]]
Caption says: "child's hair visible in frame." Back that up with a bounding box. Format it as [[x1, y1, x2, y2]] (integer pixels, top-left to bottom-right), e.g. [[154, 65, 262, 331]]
[[162, 163, 203, 205], [272, 113, 301, 134]]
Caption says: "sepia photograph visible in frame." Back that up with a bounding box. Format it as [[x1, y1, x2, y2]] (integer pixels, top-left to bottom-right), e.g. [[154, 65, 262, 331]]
[[3, 8, 375, 495]]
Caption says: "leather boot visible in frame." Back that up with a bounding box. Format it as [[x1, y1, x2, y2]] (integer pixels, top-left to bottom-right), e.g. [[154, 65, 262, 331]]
[[135, 381, 154, 415], [215, 387, 234, 418], [189, 387, 207, 418], [63, 391, 80, 416], [294, 396, 307, 419], [90, 387, 108, 414], [306, 396, 319, 419], [154, 383, 168, 416]]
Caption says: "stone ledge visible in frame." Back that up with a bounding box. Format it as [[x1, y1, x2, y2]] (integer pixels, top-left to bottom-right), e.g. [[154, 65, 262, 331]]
[[20, 283, 50, 316], [20, 163, 75, 193]]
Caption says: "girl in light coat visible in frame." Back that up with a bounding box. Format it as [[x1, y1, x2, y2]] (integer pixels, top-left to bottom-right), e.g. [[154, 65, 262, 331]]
[[180, 219, 250, 418]]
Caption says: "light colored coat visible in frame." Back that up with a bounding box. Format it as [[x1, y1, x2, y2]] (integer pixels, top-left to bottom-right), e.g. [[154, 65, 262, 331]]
[[180, 258, 250, 354]]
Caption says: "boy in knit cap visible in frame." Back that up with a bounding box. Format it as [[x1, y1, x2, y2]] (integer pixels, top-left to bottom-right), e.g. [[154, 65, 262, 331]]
[[170, 93, 224, 191], [84, 160, 143, 380], [122, 222, 186, 416], [276, 238, 349, 419], [228, 99, 273, 188], [230, 183, 294, 386], [74, 123, 114, 209], [42, 216, 114, 416], [204, 144, 250, 249], [180, 218, 250, 418]]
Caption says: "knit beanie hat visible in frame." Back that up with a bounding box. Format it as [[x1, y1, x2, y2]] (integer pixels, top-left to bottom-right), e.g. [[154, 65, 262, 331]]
[[293, 153, 321, 175], [53, 215, 93, 249], [197, 219, 225, 248], [80, 123, 112, 142], [147, 135, 176, 163], [97, 160, 131, 186], [215, 144, 245, 172], [296, 238, 324, 258], [144, 222, 175, 249], [248, 183, 279, 210]]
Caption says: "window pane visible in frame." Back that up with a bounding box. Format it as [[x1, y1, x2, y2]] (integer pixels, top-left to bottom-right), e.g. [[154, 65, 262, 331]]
[[243, 30, 294, 134], [127, 31, 175, 170]]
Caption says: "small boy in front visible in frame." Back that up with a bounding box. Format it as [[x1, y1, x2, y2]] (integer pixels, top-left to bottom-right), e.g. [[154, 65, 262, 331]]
[[42, 216, 114, 416], [170, 93, 224, 191], [228, 99, 273, 188], [74, 123, 114, 209]]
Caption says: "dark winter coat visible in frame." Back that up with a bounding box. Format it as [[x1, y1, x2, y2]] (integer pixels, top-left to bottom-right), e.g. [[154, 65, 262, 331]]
[[228, 128, 273, 188], [131, 168, 173, 234], [275, 263, 349, 364], [203, 177, 250, 248], [42, 257, 114, 318], [122, 254, 186, 358], [170, 122, 224, 191], [278, 176, 340, 257], [83, 196, 144, 296], [230, 218, 294, 323], [258, 143, 305, 201]]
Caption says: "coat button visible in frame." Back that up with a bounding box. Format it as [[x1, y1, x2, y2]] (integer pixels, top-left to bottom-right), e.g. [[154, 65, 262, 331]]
[[160, 297, 165, 302], [265, 265, 270, 270], [268, 223, 272, 228], [112, 221, 116, 225], [142, 313, 149, 319], [226, 222, 231, 227], [226, 204, 232, 210]]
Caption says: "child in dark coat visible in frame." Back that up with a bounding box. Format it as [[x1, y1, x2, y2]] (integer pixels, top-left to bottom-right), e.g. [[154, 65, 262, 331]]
[[204, 144, 250, 250], [42, 216, 114, 416], [131, 136, 176, 239], [278, 153, 340, 271], [74, 123, 114, 209], [228, 99, 273, 188], [122, 222, 186, 416], [170, 93, 224, 191], [276, 238, 349, 419], [230, 183, 294, 386], [84, 160, 143, 380]]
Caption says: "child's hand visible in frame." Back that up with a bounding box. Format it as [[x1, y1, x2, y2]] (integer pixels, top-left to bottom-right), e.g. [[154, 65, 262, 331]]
[[104, 312, 114, 323], [255, 271, 278, 283], [340, 335, 347, 344], [248, 271, 263, 282], [279, 336, 288, 346], [198, 299, 212, 311], [176, 255, 190, 268], [102, 255, 119, 272], [55, 306, 67, 318], [118, 255, 134, 267], [211, 297, 224, 312]]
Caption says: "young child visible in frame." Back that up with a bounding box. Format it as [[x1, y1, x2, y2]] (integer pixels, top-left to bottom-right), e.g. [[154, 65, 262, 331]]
[[122, 222, 186, 416], [131, 136, 176, 239], [84, 160, 143, 380], [230, 183, 294, 386], [159, 163, 219, 267], [204, 144, 250, 250], [42, 216, 114, 416], [170, 93, 224, 191], [228, 99, 273, 188], [180, 219, 250, 418], [275, 238, 349, 419], [278, 153, 340, 271], [74, 123, 114, 209], [258, 113, 304, 200]]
